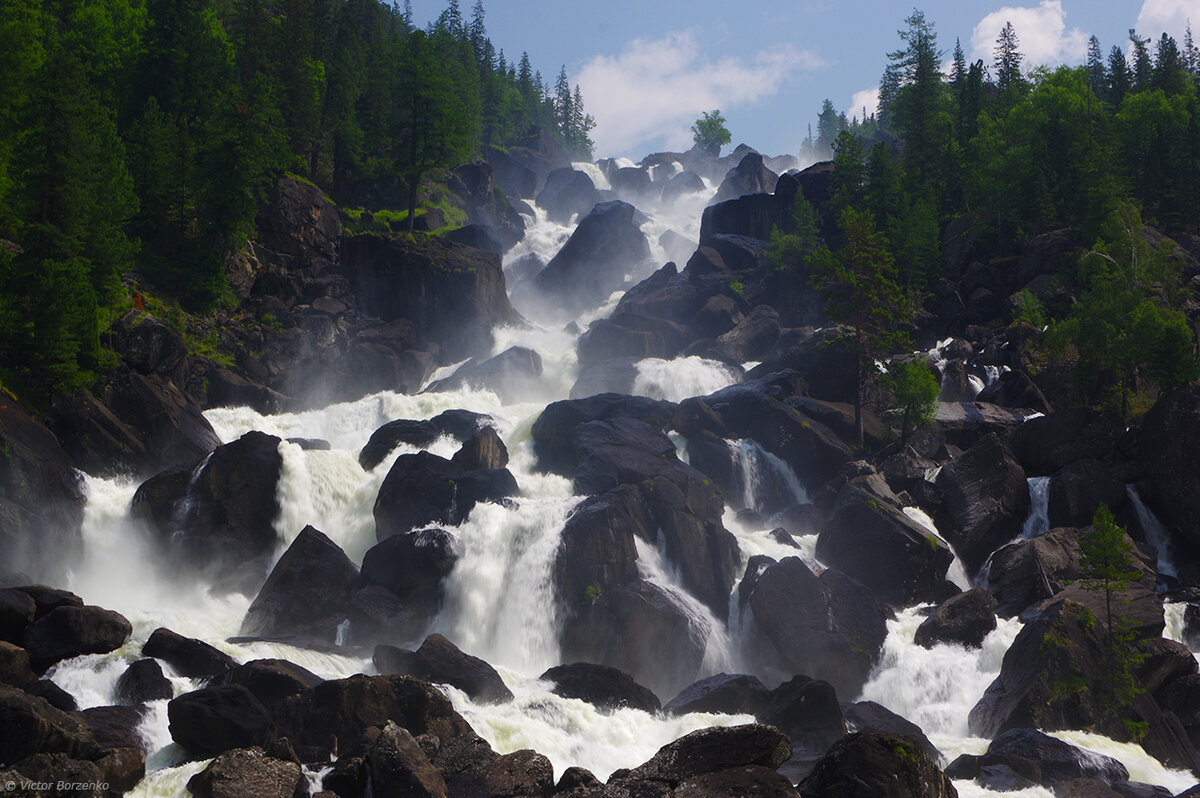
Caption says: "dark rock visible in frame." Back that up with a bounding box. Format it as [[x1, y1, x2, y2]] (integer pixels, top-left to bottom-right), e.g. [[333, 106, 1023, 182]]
[[576, 313, 690, 369], [359, 526, 459, 622], [373, 451, 517, 541], [370, 721, 448, 798], [536, 167, 601, 224], [842, 701, 940, 763], [553, 486, 644, 621], [13, 585, 84, 619], [933, 401, 1034, 451], [673, 765, 800, 797], [1157, 673, 1200, 726], [691, 294, 744, 339], [359, 419, 440, 471], [0, 640, 35, 686], [540, 662, 661, 713], [143, 627, 238, 681], [130, 463, 196, 541], [817, 473, 953, 607], [186, 746, 304, 798], [45, 391, 152, 478], [168, 684, 278, 756], [100, 366, 222, 471], [755, 676, 844, 779], [81, 704, 145, 750], [976, 369, 1052, 413], [0, 684, 100, 764], [116, 658, 174, 705], [0, 399, 88, 582], [1010, 409, 1125, 476], [664, 673, 770, 716], [1138, 385, 1200, 548], [570, 357, 643, 398], [714, 305, 780, 362], [112, 312, 189, 382], [23, 605, 132, 674], [984, 527, 1085, 617], [449, 427, 508, 472], [532, 394, 676, 477], [374, 634, 513, 704], [914, 588, 998, 649], [743, 557, 890, 698], [1049, 459, 1128, 529], [25, 678, 79, 711], [223, 659, 323, 707], [626, 724, 792, 784], [2, 754, 105, 797], [171, 430, 283, 588], [985, 728, 1128, 786], [444, 224, 501, 254], [239, 526, 359, 645], [746, 329, 856, 405], [611, 166, 653, 200], [0, 588, 36, 644], [424, 346, 544, 403], [342, 232, 513, 363], [798, 731, 958, 798], [258, 174, 341, 272], [532, 201, 652, 315], [561, 579, 707, 701], [935, 433, 1029, 576], [712, 152, 778, 204], [662, 170, 707, 204]]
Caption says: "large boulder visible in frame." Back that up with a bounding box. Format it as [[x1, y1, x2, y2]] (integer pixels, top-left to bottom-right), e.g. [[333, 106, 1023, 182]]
[[553, 486, 643, 623], [142, 627, 238, 681], [535, 167, 601, 224], [220, 659, 323, 707], [540, 662, 661, 713], [44, 391, 152, 478], [711, 152, 778, 205], [369, 721, 448, 798], [532, 393, 676, 475], [619, 723, 792, 785], [935, 433, 1029, 576], [23, 605, 132, 674], [115, 658, 174, 705], [984, 527, 1085, 617], [0, 684, 100, 764], [186, 746, 305, 798], [576, 313, 690, 369], [239, 526, 359, 645], [171, 430, 283, 589], [532, 201, 652, 315], [798, 731, 959, 798], [755, 675, 846, 780], [257, 174, 341, 273], [0, 397, 88, 582], [168, 685, 278, 757], [661, 170, 707, 204], [342, 232, 513, 363], [664, 673, 770, 716], [100, 366, 222, 471], [373, 451, 517, 541], [742, 557, 890, 698], [914, 588, 998, 649], [358, 527, 459, 624], [0, 588, 37, 645], [1009, 409, 1125, 477], [423, 346, 543, 403], [358, 409, 492, 471], [1139, 385, 1200, 548], [985, 728, 1128, 787], [374, 634, 513, 704], [842, 701, 941, 763], [817, 473, 953, 607]]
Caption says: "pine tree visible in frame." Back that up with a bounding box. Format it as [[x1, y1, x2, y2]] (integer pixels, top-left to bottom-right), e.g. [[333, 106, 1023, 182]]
[[1108, 46, 1131, 105], [468, 0, 487, 63], [553, 65, 572, 134], [816, 99, 842, 153], [951, 38, 967, 91], [1129, 29, 1152, 91], [995, 21, 1025, 100], [1154, 33, 1187, 95], [1185, 22, 1200, 76], [1087, 35, 1107, 98]]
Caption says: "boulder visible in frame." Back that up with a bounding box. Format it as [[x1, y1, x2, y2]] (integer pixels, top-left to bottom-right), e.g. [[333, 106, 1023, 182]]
[[611, 166, 653, 200], [0, 640, 35, 686], [359, 527, 459, 617], [0, 588, 36, 644], [664, 673, 769, 716], [0, 685, 99, 764], [221, 659, 323, 707], [168, 684, 277, 756], [540, 662, 661, 713], [532, 201, 652, 315], [239, 526, 359, 645], [622, 723, 792, 784], [976, 369, 1052, 413], [562, 580, 708, 701], [115, 658, 174, 705], [186, 746, 305, 798], [984, 527, 1085, 617], [45, 391, 152, 478], [358, 409, 493, 471], [532, 393, 676, 477], [755, 676, 845, 779], [798, 731, 958, 798], [711, 152, 778, 205], [615, 262, 709, 325], [662, 170, 707, 204], [449, 427, 508, 472], [424, 346, 543, 403], [842, 701, 940, 763], [130, 463, 195, 541], [0, 398, 88, 582], [569, 357, 643, 398], [22, 605, 132, 674], [553, 486, 644, 621], [81, 705, 146, 751], [100, 366, 222, 471], [171, 430, 283, 588], [443, 224, 501, 254], [143, 627, 238, 681], [935, 433, 1029, 576], [374, 634, 513, 704], [985, 728, 1128, 787], [713, 305, 780, 363], [373, 451, 517, 541], [743, 557, 890, 698], [932, 402, 1034, 450], [1010, 409, 1125, 477], [576, 313, 690, 369], [914, 588, 998, 649], [1049, 459, 1128, 529], [258, 174, 341, 272], [817, 473, 953, 607], [369, 721, 448, 798], [535, 167, 601, 224]]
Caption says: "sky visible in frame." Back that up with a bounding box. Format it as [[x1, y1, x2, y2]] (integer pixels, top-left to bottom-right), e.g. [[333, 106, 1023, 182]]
[[406, 0, 1200, 161]]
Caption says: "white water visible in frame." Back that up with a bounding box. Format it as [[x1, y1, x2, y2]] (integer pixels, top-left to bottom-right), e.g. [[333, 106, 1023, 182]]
[[631, 356, 741, 402], [902, 506, 971, 591], [1022, 476, 1051, 539], [1126, 484, 1179, 579], [726, 437, 811, 515]]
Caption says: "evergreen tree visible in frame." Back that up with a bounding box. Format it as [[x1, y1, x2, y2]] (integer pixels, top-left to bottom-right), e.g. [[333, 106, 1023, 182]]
[[830, 130, 866, 214], [1153, 33, 1188, 95], [1185, 23, 1200, 76], [816, 99, 843, 153], [1108, 46, 1131, 105], [951, 38, 967, 91], [1130, 29, 1152, 91], [1087, 35, 1107, 98], [888, 10, 944, 189], [995, 21, 1025, 100], [886, 360, 938, 444], [691, 110, 731, 156]]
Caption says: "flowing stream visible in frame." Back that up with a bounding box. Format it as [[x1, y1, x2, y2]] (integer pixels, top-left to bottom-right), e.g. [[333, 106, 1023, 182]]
[[42, 162, 1196, 797]]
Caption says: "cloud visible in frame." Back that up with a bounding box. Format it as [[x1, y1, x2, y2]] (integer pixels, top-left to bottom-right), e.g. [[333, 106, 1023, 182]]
[[848, 87, 879, 121], [1137, 0, 1200, 39], [969, 1, 1088, 69], [576, 31, 824, 158]]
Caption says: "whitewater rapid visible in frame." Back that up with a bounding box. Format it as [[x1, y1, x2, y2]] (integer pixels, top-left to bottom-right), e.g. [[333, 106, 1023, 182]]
[[48, 162, 1199, 797]]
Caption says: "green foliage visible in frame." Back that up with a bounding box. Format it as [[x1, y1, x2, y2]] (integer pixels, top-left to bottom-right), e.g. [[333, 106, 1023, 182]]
[[886, 360, 938, 443], [691, 109, 731, 156], [766, 195, 821, 274]]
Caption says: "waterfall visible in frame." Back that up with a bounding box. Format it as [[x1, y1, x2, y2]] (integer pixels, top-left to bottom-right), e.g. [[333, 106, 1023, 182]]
[[1022, 476, 1051, 539], [902, 507, 971, 590], [726, 437, 810, 516], [1125, 485, 1178, 579], [631, 356, 741, 403]]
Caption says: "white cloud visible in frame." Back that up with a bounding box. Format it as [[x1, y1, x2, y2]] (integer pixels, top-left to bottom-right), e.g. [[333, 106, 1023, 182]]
[[969, 1, 1088, 70], [848, 87, 879, 121], [1137, 0, 1200, 39], [576, 31, 824, 158]]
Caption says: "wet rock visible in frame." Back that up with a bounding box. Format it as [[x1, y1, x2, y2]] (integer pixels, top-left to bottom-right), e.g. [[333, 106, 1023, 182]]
[[81, 705, 145, 750], [661, 170, 707, 204], [817, 473, 953, 607], [424, 346, 543, 403], [1, 754, 105, 798], [239, 526, 359, 646], [536, 167, 601, 224], [373, 451, 517, 541], [450, 426, 509, 471], [664, 673, 769, 716], [358, 527, 459, 622], [100, 366, 222, 471], [673, 765, 801, 797], [713, 304, 780, 363], [540, 662, 661, 713], [374, 634, 513, 704], [755, 676, 845, 780], [576, 313, 691, 369], [115, 658, 174, 705], [0, 588, 36, 644], [22, 605, 131, 674], [842, 701, 940, 763], [569, 357, 643, 398], [1009, 408, 1125, 476], [532, 394, 676, 475], [1138, 385, 1200, 548], [0, 684, 100, 763], [1049, 459, 1127, 529], [45, 391, 152, 478], [358, 409, 493, 471], [369, 720, 448, 798], [553, 486, 644, 622], [798, 731, 958, 798], [129, 463, 195, 541], [221, 659, 323, 707], [711, 152, 779, 205], [914, 588, 998, 649], [186, 746, 304, 798], [625, 723, 792, 784], [984, 527, 1089, 617], [168, 684, 278, 756], [143, 627, 238, 681], [0, 640, 35, 686], [985, 728, 1128, 786]]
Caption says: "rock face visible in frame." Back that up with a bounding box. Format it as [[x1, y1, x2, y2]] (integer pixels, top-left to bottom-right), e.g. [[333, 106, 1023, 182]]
[[536, 167, 601, 224], [369, 721, 448, 798], [186, 746, 304, 798], [373, 451, 517, 541], [984, 527, 1085, 617], [742, 557, 890, 698], [532, 201, 652, 315], [711, 152, 778, 204], [1139, 384, 1200, 548], [0, 398, 88, 582], [799, 731, 959, 798], [239, 526, 359, 645], [540, 662, 661, 713]]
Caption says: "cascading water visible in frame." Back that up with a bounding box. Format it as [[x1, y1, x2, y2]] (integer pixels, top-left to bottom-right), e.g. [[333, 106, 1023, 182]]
[[1022, 476, 1051, 539], [902, 506, 971, 591], [1125, 484, 1178, 579], [725, 437, 810, 516], [631, 356, 741, 402]]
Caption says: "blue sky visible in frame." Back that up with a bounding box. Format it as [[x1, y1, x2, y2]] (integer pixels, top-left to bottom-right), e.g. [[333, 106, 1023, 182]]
[[407, 1, 1200, 160]]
